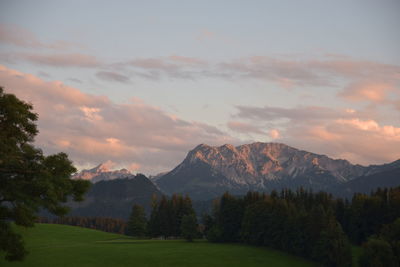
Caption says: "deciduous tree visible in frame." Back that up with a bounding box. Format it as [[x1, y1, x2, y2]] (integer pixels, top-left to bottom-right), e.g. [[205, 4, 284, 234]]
[[0, 87, 90, 261]]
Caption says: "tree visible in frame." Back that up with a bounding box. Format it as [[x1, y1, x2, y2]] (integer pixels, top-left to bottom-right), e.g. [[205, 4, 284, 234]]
[[126, 204, 147, 237], [0, 87, 91, 261], [181, 214, 198, 242], [359, 238, 397, 267]]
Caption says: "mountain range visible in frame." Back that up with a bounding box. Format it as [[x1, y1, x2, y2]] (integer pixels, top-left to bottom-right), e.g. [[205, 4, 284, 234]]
[[67, 142, 400, 218], [155, 142, 400, 199], [72, 163, 132, 183]]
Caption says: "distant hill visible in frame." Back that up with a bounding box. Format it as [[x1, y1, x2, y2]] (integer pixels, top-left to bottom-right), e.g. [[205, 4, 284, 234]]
[[156, 142, 400, 200], [69, 174, 162, 219], [333, 166, 400, 198]]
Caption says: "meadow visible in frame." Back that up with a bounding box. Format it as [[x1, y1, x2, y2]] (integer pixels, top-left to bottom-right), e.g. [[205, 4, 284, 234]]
[[0, 224, 317, 267]]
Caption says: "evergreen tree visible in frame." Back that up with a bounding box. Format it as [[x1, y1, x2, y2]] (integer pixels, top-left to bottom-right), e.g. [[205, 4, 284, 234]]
[[216, 192, 244, 242], [312, 217, 352, 267], [181, 214, 198, 242], [359, 238, 397, 267], [147, 194, 161, 237], [126, 204, 147, 237]]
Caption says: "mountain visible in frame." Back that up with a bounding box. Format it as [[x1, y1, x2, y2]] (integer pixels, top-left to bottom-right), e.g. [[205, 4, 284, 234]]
[[156, 142, 400, 200], [69, 174, 162, 219], [333, 161, 400, 198], [72, 162, 132, 183]]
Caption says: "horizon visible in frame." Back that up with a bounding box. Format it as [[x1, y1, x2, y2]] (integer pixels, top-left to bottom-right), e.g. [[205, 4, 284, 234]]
[[1, 0, 399, 174]]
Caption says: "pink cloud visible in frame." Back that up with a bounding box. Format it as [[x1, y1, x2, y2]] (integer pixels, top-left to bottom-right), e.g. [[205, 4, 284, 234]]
[[0, 24, 80, 50], [269, 129, 280, 139], [338, 81, 395, 103], [0, 65, 234, 174], [233, 104, 400, 165]]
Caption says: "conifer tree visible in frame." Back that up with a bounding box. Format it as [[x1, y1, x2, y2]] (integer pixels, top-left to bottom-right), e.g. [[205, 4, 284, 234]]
[[181, 214, 198, 242], [126, 204, 147, 237]]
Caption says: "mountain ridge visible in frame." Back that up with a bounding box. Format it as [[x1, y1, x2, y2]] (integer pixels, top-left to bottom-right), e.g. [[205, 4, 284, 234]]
[[72, 162, 132, 183], [156, 142, 400, 199]]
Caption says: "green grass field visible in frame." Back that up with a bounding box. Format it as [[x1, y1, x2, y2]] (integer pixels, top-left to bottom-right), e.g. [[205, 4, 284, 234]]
[[0, 224, 317, 267]]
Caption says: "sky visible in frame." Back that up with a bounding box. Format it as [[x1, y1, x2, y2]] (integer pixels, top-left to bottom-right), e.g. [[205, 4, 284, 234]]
[[1, 0, 399, 175]]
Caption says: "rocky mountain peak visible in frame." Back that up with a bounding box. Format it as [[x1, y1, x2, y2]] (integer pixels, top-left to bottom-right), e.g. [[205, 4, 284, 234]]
[[156, 142, 400, 200], [73, 162, 132, 183]]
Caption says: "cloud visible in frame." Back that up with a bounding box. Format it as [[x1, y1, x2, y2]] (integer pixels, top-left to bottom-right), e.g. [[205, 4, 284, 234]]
[[269, 129, 280, 139], [96, 71, 130, 83], [105, 55, 400, 94], [339, 82, 394, 102], [234, 105, 356, 122], [117, 55, 207, 80], [0, 65, 234, 174], [67, 78, 83, 84], [128, 163, 141, 172], [338, 81, 399, 108], [227, 121, 264, 135], [219, 56, 400, 88], [2, 49, 398, 91], [0, 24, 80, 50], [232, 104, 400, 165], [37, 71, 51, 78], [1, 52, 101, 68]]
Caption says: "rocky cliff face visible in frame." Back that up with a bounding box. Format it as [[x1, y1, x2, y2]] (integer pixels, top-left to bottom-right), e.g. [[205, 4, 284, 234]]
[[156, 142, 399, 199], [72, 162, 132, 183]]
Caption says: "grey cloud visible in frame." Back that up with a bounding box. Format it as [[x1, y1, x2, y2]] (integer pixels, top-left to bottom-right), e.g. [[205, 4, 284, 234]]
[[2, 52, 101, 68], [227, 121, 265, 135], [96, 71, 130, 83]]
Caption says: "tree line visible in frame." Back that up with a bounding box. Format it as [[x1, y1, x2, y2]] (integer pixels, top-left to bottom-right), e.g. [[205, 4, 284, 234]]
[[130, 194, 199, 241], [202, 187, 400, 267]]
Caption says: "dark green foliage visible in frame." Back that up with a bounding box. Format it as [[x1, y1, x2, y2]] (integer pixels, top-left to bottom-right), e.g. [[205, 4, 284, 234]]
[[340, 187, 400, 244], [359, 238, 397, 267], [201, 213, 214, 238], [0, 88, 91, 261], [312, 218, 352, 267], [181, 214, 198, 242], [380, 218, 400, 263], [359, 218, 400, 266], [208, 189, 353, 266], [147, 194, 195, 238], [213, 192, 244, 242], [0, 220, 27, 261], [126, 204, 147, 237]]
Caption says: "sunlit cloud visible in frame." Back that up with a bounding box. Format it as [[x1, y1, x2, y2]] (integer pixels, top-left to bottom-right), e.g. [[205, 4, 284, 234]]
[[338, 81, 395, 103], [0, 24, 81, 50], [269, 129, 280, 140], [0, 65, 235, 174], [232, 104, 400, 165]]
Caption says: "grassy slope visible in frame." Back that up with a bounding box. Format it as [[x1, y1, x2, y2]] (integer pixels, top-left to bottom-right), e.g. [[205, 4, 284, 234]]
[[1, 224, 316, 267]]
